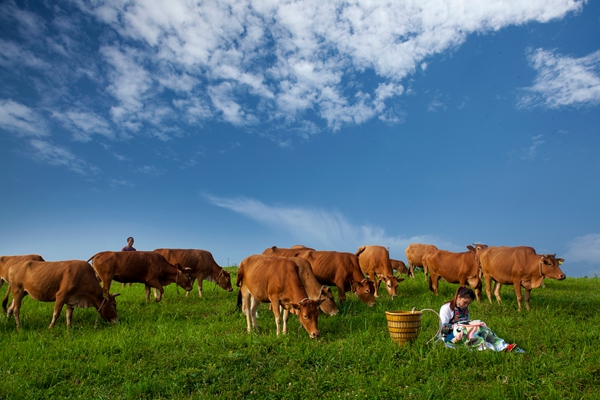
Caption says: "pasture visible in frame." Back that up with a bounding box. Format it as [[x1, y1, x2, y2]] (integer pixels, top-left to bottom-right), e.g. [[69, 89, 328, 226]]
[[0, 269, 598, 399]]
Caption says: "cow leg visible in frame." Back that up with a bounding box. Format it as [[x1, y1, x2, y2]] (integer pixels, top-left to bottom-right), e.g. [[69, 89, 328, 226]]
[[336, 283, 347, 303], [249, 295, 260, 333], [514, 282, 523, 311], [197, 278, 204, 298], [65, 305, 74, 328], [484, 273, 494, 304], [282, 306, 290, 335], [493, 281, 503, 305], [372, 274, 381, 298], [270, 298, 283, 335], [408, 263, 415, 279], [11, 289, 26, 330], [186, 277, 196, 297], [49, 298, 67, 328], [423, 264, 429, 282], [524, 289, 531, 311]]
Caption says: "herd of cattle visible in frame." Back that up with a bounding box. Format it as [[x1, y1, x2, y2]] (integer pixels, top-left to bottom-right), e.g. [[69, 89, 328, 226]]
[[0, 243, 566, 337]]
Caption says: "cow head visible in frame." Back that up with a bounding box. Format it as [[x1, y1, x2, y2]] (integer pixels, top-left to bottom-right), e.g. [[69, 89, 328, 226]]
[[540, 254, 566, 280], [317, 285, 338, 316], [291, 298, 324, 338], [216, 269, 233, 292], [380, 274, 405, 299], [352, 279, 376, 307], [175, 263, 194, 291], [98, 293, 120, 324]]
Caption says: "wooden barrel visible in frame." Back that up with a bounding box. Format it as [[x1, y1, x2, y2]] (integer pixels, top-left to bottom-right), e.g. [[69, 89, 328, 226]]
[[385, 310, 422, 345]]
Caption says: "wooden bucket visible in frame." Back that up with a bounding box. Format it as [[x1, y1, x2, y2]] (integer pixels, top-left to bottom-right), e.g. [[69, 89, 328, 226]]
[[385, 310, 422, 345]]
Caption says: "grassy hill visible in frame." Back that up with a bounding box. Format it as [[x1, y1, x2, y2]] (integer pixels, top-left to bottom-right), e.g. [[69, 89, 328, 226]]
[[1, 270, 598, 399]]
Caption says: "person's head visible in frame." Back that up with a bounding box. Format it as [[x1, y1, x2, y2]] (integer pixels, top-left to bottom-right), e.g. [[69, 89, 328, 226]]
[[127, 237, 134, 247], [449, 286, 475, 310]]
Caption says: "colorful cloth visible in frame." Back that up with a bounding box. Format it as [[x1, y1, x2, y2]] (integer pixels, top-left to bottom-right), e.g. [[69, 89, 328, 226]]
[[441, 320, 514, 352]]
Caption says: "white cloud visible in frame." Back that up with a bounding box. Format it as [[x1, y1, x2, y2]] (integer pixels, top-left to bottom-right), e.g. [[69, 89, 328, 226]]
[[0, 99, 48, 137], [564, 233, 600, 265], [28, 139, 94, 175], [205, 194, 457, 253], [71, 0, 585, 132], [51, 110, 115, 142], [0, 39, 51, 69], [519, 48, 600, 109]]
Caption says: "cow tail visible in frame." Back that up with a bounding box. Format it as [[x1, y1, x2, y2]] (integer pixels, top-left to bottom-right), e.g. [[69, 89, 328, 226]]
[[355, 245, 366, 257], [235, 290, 242, 313], [2, 283, 11, 312]]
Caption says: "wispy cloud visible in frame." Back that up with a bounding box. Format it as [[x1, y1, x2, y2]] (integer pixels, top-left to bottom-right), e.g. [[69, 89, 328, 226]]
[[205, 194, 456, 253], [564, 233, 600, 266], [522, 134, 546, 160], [0, 99, 48, 137], [51, 110, 115, 142], [519, 48, 600, 109], [28, 139, 95, 175]]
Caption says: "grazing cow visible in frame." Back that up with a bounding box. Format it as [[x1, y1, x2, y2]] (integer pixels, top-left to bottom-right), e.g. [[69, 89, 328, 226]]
[[405, 244, 438, 279], [390, 259, 410, 277], [425, 244, 488, 301], [153, 248, 233, 298], [4, 260, 119, 330], [264, 247, 376, 305], [236, 254, 324, 338], [355, 245, 404, 298], [288, 257, 338, 316], [476, 246, 566, 311], [88, 251, 193, 302]]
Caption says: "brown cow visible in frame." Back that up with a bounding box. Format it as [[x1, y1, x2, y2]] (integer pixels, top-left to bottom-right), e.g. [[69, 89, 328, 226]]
[[264, 247, 376, 305], [288, 257, 338, 316], [153, 248, 233, 298], [1, 254, 45, 304], [355, 245, 404, 298], [425, 244, 488, 301], [405, 244, 438, 280], [390, 259, 410, 277], [236, 254, 324, 338], [476, 246, 566, 311], [88, 251, 193, 302], [5, 260, 119, 330]]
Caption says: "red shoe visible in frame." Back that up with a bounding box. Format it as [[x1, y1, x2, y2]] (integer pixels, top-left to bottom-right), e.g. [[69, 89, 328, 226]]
[[505, 343, 517, 352]]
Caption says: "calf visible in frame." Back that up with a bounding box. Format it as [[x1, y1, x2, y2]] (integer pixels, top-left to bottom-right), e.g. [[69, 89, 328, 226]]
[[153, 248, 233, 297], [390, 259, 410, 277], [236, 254, 324, 338], [5, 260, 119, 330], [88, 251, 193, 302]]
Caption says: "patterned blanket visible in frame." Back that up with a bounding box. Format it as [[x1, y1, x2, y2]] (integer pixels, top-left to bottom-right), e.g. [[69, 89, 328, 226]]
[[441, 320, 521, 352]]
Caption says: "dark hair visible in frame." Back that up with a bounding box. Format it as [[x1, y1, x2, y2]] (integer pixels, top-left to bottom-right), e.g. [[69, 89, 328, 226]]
[[448, 286, 475, 309], [127, 237, 134, 242]]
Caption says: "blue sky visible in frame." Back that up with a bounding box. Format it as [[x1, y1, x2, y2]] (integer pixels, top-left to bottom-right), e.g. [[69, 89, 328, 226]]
[[1, 0, 599, 278]]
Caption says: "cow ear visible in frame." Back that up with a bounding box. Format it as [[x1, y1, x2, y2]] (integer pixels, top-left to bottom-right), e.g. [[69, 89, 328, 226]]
[[317, 297, 326, 306], [557, 258, 564, 265], [467, 245, 475, 251], [290, 303, 301, 310]]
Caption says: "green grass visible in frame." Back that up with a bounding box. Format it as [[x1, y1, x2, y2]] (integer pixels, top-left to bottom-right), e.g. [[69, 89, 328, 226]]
[[1, 270, 599, 399]]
